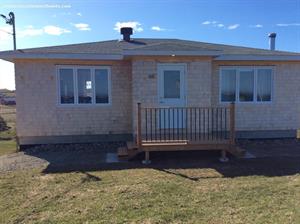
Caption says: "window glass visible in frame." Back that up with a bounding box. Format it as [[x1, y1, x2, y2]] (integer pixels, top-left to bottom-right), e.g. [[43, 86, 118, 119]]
[[59, 68, 74, 104], [257, 69, 272, 102], [95, 69, 109, 104], [164, 70, 180, 98], [221, 70, 236, 102], [77, 69, 92, 104], [239, 70, 254, 102]]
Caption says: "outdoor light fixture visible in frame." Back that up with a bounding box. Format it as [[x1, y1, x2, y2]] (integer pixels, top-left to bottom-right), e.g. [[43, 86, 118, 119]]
[[0, 12, 16, 50]]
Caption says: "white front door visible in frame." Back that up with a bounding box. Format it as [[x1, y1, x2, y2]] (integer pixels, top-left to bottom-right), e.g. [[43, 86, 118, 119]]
[[158, 64, 186, 129], [158, 64, 186, 106]]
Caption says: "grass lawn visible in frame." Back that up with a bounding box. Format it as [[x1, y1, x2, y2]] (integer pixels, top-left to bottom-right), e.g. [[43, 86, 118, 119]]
[[0, 166, 299, 224], [0, 105, 17, 156], [0, 140, 16, 156]]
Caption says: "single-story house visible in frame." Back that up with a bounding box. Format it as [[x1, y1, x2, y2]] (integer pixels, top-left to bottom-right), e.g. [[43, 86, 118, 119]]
[[1, 28, 300, 149]]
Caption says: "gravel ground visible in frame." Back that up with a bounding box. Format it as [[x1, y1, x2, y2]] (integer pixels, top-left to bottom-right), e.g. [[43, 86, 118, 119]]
[[0, 139, 300, 173]]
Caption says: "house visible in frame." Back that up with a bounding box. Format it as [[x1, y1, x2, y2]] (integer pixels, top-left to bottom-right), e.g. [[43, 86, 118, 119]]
[[1, 28, 300, 155]]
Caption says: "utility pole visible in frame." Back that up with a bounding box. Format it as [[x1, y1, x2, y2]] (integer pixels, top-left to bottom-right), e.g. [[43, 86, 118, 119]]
[[0, 12, 16, 50]]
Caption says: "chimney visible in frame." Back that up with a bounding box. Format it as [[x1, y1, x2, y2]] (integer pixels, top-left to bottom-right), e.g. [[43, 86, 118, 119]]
[[121, 27, 133, 41], [268, 33, 276, 50]]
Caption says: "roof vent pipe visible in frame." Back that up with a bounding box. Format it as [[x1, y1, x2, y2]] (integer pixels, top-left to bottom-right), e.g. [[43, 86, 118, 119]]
[[268, 33, 276, 50], [121, 27, 133, 41]]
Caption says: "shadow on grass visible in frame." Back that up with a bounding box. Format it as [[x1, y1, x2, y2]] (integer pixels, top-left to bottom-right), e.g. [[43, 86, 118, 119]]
[[22, 149, 300, 179]]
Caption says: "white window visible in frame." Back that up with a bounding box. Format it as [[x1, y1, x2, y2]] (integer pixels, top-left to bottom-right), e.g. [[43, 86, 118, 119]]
[[57, 66, 111, 105], [220, 67, 273, 103]]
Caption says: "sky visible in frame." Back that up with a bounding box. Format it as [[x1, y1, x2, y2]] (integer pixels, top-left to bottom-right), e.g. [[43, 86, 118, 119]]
[[0, 0, 300, 90]]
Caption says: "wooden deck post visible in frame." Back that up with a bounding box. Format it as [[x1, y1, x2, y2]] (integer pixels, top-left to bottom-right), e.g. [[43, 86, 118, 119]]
[[219, 102, 235, 162], [229, 102, 236, 147], [137, 103, 142, 149], [142, 150, 151, 164]]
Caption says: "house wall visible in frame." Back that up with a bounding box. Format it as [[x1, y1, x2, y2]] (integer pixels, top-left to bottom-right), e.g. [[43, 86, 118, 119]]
[[131, 56, 212, 135], [15, 59, 132, 145], [212, 61, 300, 137], [14, 57, 300, 145]]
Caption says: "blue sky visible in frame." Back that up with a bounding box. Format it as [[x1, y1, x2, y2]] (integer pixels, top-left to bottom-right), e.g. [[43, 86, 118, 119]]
[[0, 0, 300, 89]]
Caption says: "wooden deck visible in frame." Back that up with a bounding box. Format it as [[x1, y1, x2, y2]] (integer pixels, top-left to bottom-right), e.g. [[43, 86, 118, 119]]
[[118, 103, 244, 163]]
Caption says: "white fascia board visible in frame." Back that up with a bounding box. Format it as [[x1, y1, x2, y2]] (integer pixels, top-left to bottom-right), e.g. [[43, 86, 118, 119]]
[[214, 54, 300, 61], [0, 52, 124, 60], [123, 50, 221, 56]]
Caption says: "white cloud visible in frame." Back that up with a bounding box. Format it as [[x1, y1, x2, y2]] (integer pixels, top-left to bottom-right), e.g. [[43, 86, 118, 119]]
[[0, 60, 15, 90], [151, 26, 165, 31], [43, 25, 71, 35], [228, 24, 240, 30], [202, 20, 217, 25], [19, 26, 43, 37], [76, 12, 82, 16], [202, 21, 211, 25], [250, 24, 263, 28], [202, 21, 225, 28], [114, 21, 143, 32], [72, 23, 91, 31], [276, 23, 300, 26]]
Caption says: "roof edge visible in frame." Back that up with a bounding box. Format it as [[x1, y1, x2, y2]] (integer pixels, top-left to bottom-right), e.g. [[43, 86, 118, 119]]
[[214, 54, 300, 61], [0, 52, 124, 61]]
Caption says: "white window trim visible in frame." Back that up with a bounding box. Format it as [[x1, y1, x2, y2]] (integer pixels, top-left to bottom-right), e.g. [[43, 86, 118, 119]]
[[56, 65, 112, 107], [219, 66, 274, 104]]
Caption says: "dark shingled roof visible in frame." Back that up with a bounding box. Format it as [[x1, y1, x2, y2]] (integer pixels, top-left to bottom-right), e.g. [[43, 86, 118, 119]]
[[14, 38, 300, 56]]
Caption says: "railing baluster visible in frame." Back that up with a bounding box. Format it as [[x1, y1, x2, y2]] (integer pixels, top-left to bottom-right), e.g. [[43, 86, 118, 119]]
[[150, 108, 152, 142], [220, 108, 223, 139], [168, 108, 170, 140], [198, 108, 201, 141], [154, 108, 157, 141], [176, 108, 179, 140], [159, 108, 161, 141], [164, 108, 166, 141], [172, 108, 175, 140], [225, 108, 227, 139], [190, 108, 192, 141], [194, 108, 197, 140], [145, 108, 148, 141], [186, 108, 188, 140], [216, 108, 219, 139]]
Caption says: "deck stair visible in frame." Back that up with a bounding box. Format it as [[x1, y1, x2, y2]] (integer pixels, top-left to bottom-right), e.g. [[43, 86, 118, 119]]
[[117, 142, 142, 160]]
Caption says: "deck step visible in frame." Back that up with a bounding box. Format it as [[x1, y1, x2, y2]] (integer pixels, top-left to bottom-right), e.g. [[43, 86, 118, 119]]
[[117, 142, 142, 160], [117, 146, 129, 157]]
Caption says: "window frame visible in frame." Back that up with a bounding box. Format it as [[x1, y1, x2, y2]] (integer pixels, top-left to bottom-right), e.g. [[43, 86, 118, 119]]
[[219, 66, 274, 104], [56, 65, 112, 107]]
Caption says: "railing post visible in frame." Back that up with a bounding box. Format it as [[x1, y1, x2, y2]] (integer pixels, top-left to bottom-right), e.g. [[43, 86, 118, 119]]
[[137, 102, 142, 148], [229, 102, 235, 146]]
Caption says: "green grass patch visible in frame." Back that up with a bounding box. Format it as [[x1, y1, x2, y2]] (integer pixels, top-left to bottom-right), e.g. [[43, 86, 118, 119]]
[[0, 139, 16, 156], [0, 168, 299, 223], [0, 105, 16, 156]]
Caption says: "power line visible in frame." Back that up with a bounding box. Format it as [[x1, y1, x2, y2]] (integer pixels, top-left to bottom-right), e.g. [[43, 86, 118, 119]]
[[0, 29, 12, 35]]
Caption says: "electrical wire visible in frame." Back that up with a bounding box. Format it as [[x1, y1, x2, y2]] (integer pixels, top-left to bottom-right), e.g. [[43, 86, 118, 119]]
[[0, 29, 12, 35]]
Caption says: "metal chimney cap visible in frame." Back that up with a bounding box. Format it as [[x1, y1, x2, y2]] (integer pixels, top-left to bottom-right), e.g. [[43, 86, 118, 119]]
[[268, 32, 276, 38], [121, 27, 133, 35], [120, 27, 133, 41]]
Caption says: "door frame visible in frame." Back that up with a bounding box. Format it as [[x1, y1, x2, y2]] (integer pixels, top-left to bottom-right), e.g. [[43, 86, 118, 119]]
[[157, 63, 187, 107]]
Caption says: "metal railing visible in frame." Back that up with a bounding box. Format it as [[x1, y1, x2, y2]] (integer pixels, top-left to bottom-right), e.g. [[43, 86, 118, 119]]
[[136, 103, 235, 146]]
